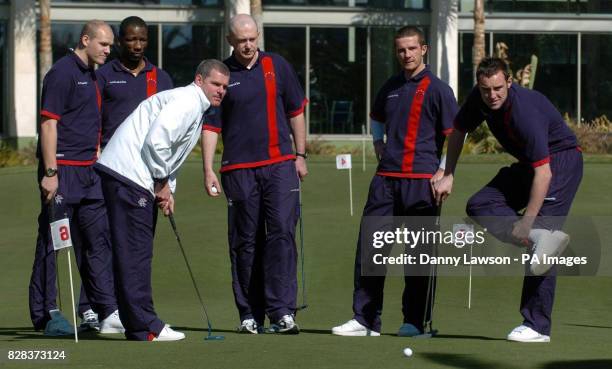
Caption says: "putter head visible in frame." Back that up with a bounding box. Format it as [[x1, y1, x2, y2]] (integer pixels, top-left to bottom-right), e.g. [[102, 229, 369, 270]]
[[204, 335, 225, 341], [413, 329, 438, 339], [296, 304, 309, 311]]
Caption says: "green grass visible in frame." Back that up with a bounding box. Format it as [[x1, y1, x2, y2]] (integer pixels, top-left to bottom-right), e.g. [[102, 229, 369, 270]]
[[1, 156, 611, 369]]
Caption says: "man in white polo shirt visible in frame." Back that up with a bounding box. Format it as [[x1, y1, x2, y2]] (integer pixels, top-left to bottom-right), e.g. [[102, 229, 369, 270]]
[[95, 59, 229, 341]]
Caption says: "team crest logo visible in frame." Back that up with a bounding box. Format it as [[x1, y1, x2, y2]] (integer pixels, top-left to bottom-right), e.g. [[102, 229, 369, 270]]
[[415, 88, 426, 97], [138, 197, 148, 208], [147, 78, 157, 89], [54, 194, 64, 205], [264, 71, 275, 80]]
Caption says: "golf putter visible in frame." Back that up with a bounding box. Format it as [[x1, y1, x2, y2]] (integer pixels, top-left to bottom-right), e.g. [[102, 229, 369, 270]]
[[168, 214, 224, 341], [415, 206, 441, 339], [49, 200, 62, 311]]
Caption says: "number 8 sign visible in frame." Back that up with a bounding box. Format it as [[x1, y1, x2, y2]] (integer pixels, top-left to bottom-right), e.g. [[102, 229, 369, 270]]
[[50, 218, 73, 250]]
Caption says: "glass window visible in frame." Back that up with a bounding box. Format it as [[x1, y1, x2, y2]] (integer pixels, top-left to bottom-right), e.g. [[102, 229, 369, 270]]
[[370, 27, 396, 97], [493, 33, 577, 118], [487, 0, 574, 12], [581, 34, 612, 121], [51, 0, 220, 6], [51, 23, 159, 66], [0, 22, 6, 136], [264, 27, 306, 88], [459, 0, 612, 13], [51, 23, 81, 63], [263, 0, 426, 9], [577, 0, 612, 13], [162, 24, 220, 87], [309, 27, 367, 134]]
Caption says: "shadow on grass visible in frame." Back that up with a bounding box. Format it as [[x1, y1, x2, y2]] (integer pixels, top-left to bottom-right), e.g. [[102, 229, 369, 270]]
[[171, 326, 237, 334], [564, 323, 612, 329], [433, 333, 505, 341], [540, 360, 612, 369], [421, 352, 518, 369], [0, 327, 122, 341]]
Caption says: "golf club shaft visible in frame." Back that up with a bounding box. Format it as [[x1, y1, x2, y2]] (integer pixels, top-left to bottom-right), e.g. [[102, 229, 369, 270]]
[[423, 205, 442, 332], [168, 214, 213, 333], [48, 202, 63, 311]]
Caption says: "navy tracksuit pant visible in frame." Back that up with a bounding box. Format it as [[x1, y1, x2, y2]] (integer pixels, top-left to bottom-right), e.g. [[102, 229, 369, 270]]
[[352, 175, 438, 333], [221, 160, 299, 324], [29, 165, 117, 330], [465, 148, 583, 335], [97, 168, 165, 341]]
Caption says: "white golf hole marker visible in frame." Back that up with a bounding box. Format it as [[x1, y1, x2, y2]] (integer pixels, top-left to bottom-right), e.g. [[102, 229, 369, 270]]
[[403, 347, 413, 357]]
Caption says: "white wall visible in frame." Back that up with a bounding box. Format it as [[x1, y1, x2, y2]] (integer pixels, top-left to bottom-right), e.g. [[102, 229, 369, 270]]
[[9, 0, 37, 139], [430, 0, 459, 98]]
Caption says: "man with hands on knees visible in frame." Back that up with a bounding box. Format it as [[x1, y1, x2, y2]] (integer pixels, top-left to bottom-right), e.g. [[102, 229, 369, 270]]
[[433, 57, 582, 343], [95, 59, 229, 341]]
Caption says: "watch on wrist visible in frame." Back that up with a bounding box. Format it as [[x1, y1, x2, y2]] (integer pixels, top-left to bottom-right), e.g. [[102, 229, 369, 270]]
[[296, 152, 308, 159], [45, 168, 58, 177]]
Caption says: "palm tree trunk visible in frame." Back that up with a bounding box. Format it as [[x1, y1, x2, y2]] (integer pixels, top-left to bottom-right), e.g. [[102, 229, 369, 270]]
[[250, 0, 264, 50], [39, 0, 52, 90], [472, 0, 485, 84]]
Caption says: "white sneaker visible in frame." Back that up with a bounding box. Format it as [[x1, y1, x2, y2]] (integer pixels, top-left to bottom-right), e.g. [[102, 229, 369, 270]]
[[151, 324, 185, 341], [79, 309, 100, 332], [237, 318, 259, 334], [530, 230, 570, 275], [507, 325, 550, 342], [270, 314, 299, 334], [99, 310, 125, 334], [331, 319, 380, 337]]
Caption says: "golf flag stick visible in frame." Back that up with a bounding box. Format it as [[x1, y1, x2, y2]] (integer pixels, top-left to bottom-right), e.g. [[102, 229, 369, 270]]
[[50, 212, 78, 342], [361, 124, 366, 172], [296, 180, 308, 311], [66, 250, 78, 343], [349, 167, 353, 216], [468, 244, 473, 309], [336, 154, 353, 216], [168, 214, 224, 341]]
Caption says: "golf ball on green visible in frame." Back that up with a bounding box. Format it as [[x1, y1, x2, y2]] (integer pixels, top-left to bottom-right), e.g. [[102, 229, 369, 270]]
[[403, 347, 413, 357]]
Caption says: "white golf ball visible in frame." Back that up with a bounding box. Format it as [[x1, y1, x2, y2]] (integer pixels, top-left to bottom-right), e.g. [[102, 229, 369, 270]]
[[211, 186, 218, 194], [403, 347, 413, 357]]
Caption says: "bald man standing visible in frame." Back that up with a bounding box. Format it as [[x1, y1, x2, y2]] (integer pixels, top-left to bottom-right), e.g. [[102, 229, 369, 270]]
[[30, 20, 123, 336], [203, 14, 308, 334]]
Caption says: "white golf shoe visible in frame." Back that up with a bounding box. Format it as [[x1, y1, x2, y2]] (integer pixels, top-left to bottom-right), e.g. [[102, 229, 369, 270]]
[[79, 309, 100, 332], [237, 318, 259, 334], [331, 319, 380, 336], [270, 314, 299, 334], [99, 310, 125, 334], [507, 325, 550, 343], [529, 230, 570, 275], [151, 324, 185, 341]]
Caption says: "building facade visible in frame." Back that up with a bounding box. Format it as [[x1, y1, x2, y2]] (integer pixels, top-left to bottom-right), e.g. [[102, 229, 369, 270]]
[[0, 0, 610, 143]]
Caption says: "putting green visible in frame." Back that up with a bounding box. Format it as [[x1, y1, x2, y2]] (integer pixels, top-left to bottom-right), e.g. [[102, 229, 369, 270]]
[[1, 156, 610, 369]]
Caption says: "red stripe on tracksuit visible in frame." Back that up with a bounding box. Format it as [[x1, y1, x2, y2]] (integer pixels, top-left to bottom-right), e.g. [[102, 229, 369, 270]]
[[146, 67, 158, 98], [261, 56, 282, 159], [401, 76, 432, 173]]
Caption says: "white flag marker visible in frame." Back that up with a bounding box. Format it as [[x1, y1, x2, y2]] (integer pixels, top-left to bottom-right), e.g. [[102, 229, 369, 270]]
[[336, 154, 353, 216], [50, 217, 78, 342]]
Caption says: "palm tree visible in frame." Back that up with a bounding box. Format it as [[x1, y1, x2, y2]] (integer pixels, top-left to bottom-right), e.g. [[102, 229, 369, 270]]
[[472, 0, 485, 84], [39, 0, 52, 91], [250, 0, 264, 49]]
